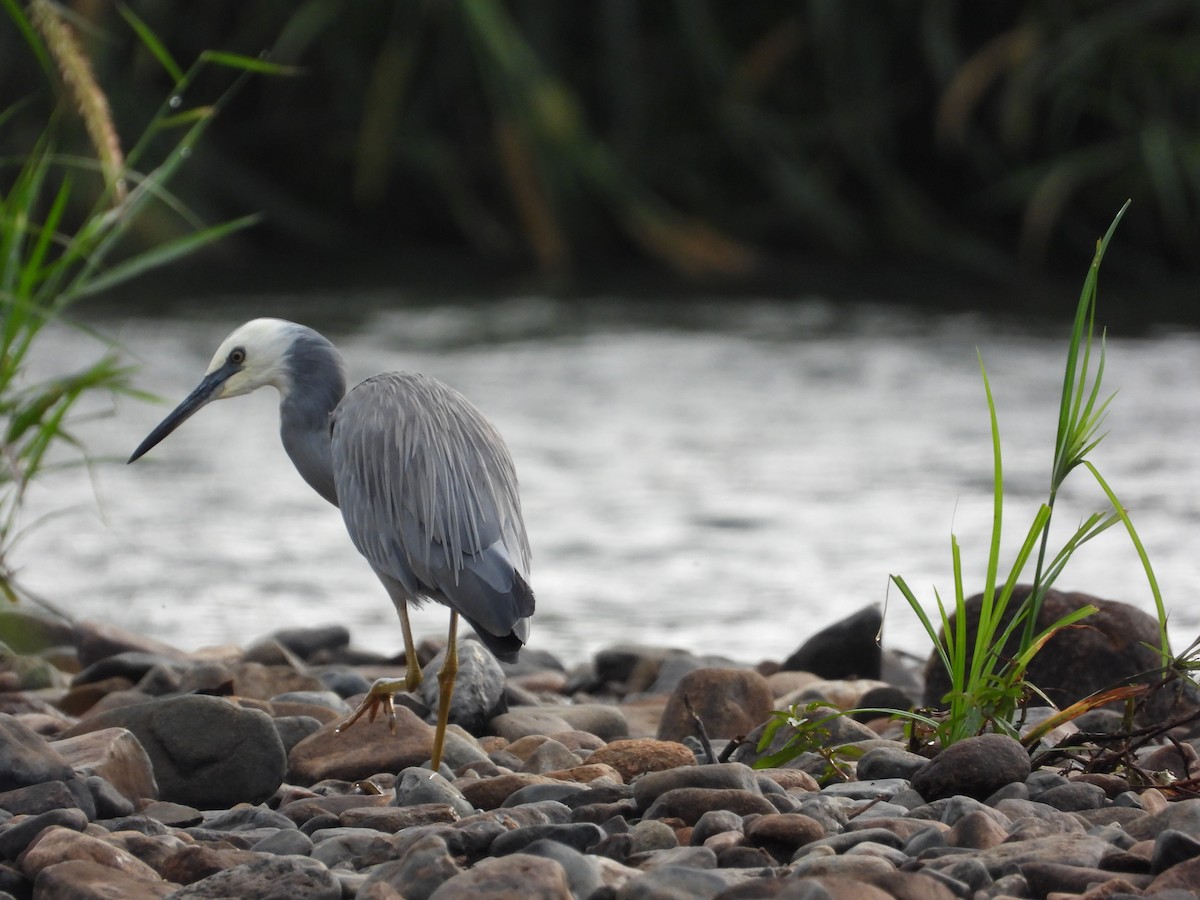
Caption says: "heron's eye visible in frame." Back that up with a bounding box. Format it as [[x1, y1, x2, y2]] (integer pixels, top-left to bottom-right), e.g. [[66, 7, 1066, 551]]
[[228, 347, 247, 365]]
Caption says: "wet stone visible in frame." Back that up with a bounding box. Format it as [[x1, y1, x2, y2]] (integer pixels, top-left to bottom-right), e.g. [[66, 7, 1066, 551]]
[[490, 822, 606, 856]]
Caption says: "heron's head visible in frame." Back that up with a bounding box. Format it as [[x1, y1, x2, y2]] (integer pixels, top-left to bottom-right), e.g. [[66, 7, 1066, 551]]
[[127, 318, 303, 464]]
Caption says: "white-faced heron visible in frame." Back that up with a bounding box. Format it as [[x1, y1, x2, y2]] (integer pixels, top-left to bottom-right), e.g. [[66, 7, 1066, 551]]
[[128, 318, 534, 771]]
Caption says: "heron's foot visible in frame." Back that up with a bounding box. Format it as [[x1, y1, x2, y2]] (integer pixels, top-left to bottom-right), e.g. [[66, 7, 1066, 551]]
[[336, 677, 410, 734]]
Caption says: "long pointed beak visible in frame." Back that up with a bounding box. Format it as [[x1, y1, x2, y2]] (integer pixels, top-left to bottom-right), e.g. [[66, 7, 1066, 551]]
[[127, 363, 239, 464]]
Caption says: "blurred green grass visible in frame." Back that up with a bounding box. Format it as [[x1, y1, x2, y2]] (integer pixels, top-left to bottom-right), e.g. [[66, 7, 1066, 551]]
[[3, 1, 1196, 293]]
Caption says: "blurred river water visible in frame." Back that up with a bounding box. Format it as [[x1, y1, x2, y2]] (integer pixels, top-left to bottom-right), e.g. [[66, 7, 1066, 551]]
[[15, 294, 1200, 667]]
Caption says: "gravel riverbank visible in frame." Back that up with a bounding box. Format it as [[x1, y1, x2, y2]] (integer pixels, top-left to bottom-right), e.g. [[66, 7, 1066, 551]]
[[2, 606, 1199, 899]]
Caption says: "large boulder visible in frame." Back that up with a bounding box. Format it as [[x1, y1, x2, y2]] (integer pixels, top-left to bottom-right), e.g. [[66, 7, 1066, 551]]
[[923, 587, 1192, 722], [781, 605, 882, 680], [60, 695, 285, 807]]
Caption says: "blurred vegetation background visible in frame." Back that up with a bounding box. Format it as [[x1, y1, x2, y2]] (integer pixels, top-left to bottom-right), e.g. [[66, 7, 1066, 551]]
[[3, 0, 1198, 314]]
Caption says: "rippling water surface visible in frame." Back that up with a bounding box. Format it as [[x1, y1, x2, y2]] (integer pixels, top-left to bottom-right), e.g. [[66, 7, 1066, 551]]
[[16, 295, 1200, 666]]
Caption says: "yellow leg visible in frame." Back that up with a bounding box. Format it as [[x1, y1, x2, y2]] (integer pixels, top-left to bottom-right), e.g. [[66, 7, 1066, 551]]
[[337, 602, 424, 734], [430, 611, 459, 772]]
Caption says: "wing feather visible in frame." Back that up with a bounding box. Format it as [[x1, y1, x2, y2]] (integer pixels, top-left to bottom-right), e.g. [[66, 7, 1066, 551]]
[[330, 373, 532, 643]]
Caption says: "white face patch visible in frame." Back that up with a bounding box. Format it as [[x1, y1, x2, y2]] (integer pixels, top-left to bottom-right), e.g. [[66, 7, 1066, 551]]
[[208, 318, 297, 399]]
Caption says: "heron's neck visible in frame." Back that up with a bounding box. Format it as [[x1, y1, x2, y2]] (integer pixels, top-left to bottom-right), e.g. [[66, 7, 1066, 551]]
[[278, 330, 347, 507]]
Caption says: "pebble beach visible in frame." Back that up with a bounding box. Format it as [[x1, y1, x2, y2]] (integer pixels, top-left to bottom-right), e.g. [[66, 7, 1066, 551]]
[[2, 604, 1200, 900]]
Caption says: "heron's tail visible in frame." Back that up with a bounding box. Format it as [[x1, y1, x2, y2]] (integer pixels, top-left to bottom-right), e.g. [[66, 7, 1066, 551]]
[[466, 571, 534, 663]]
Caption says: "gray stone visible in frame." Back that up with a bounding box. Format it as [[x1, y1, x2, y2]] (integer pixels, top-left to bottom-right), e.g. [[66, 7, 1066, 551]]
[[0, 807, 88, 860], [781, 604, 882, 680], [491, 822, 605, 857], [0, 715, 74, 791], [644, 788, 777, 825], [855, 746, 928, 781], [690, 810, 743, 847], [910, 733, 1030, 802], [427, 852, 572, 898], [310, 828, 407, 868], [614, 864, 729, 899], [62, 695, 286, 807], [167, 854, 340, 899], [519, 839, 604, 900], [272, 716, 324, 755], [84, 775, 135, 819], [196, 805, 295, 833], [252, 828, 313, 856], [1126, 798, 1200, 842], [1032, 780, 1107, 812], [633, 762, 760, 812], [32, 858, 175, 899], [520, 739, 582, 774], [420, 642, 506, 735], [0, 779, 90, 818], [268, 624, 351, 660], [394, 767, 474, 817], [355, 833, 460, 900], [502, 783, 587, 808]]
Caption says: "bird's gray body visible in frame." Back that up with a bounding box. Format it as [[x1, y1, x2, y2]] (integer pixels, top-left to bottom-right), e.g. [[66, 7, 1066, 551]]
[[130, 318, 533, 663], [331, 372, 533, 660]]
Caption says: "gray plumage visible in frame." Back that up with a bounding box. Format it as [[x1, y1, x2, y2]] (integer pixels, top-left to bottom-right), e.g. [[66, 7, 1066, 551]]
[[331, 372, 533, 660], [128, 317, 534, 662]]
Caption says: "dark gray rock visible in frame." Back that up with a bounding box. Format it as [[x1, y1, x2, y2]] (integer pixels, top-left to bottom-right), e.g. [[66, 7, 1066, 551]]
[[490, 822, 605, 856], [309, 828, 407, 868], [0, 807, 88, 860], [196, 805, 295, 832], [781, 604, 882, 680], [267, 624, 351, 660], [634, 762, 761, 812], [425, 851, 572, 898], [910, 734, 1030, 802], [420, 641, 506, 735], [690, 810, 744, 846], [72, 651, 187, 687], [502, 782, 587, 808], [356, 833, 461, 900], [519, 839, 603, 900], [84, 774, 135, 819], [644, 788, 777, 825], [167, 854, 340, 899], [269, 690, 349, 713], [0, 779, 88, 817], [1035, 781, 1107, 812], [394, 767, 475, 817], [252, 828, 313, 857], [614, 864, 728, 899], [855, 747, 927, 781], [271, 715, 323, 755], [0, 715, 74, 791], [923, 588, 1195, 725], [61, 694, 286, 807]]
